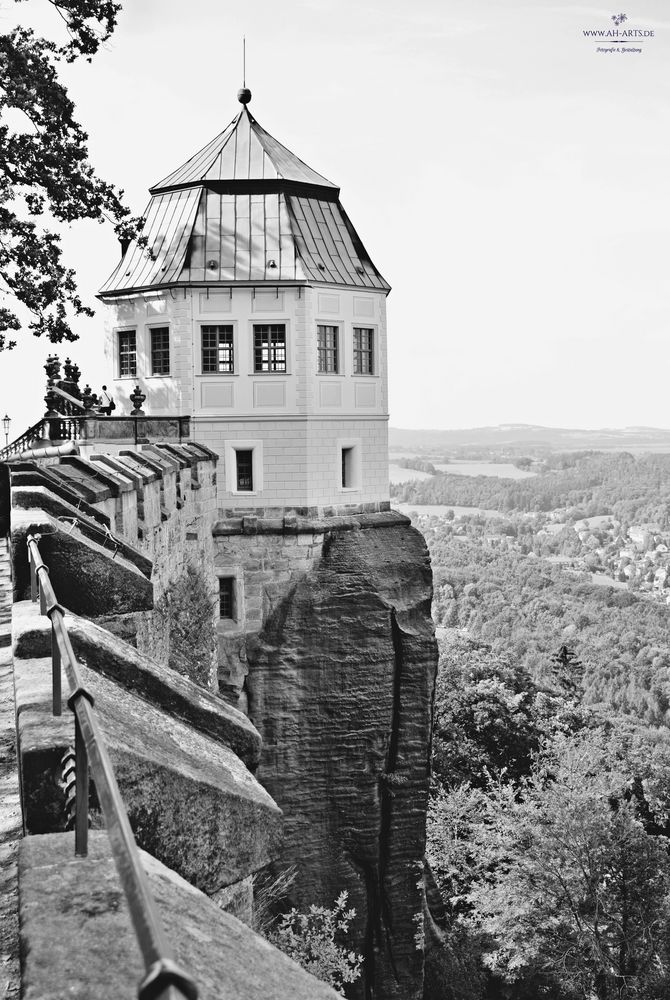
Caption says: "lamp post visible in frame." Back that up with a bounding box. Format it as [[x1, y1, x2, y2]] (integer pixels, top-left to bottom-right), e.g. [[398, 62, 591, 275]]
[[2, 414, 9, 448]]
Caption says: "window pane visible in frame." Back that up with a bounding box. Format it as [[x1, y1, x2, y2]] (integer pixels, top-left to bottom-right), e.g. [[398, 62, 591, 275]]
[[254, 324, 286, 372], [150, 327, 170, 375], [236, 449, 254, 491], [219, 577, 236, 619], [317, 325, 338, 373], [353, 327, 374, 375], [119, 331, 137, 377], [202, 325, 234, 373]]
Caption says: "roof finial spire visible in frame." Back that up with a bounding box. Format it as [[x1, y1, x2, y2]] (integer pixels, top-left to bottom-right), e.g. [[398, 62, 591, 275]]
[[238, 37, 251, 105]]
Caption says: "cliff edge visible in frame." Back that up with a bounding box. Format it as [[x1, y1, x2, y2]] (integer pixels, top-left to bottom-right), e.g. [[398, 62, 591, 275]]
[[246, 519, 437, 1000]]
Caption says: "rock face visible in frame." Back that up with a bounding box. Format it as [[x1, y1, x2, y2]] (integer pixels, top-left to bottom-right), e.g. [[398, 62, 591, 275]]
[[246, 520, 437, 1000]]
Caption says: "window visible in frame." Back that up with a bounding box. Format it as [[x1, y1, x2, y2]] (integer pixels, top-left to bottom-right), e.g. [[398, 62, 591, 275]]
[[236, 449, 254, 491], [219, 577, 236, 620], [118, 330, 137, 377], [225, 440, 263, 496], [353, 327, 374, 375], [341, 447, 354, 488], [202, 325, 234, 373], [150, 327, 170, 375], [254, 324, 286, 372], [317, 325, 339, 373]]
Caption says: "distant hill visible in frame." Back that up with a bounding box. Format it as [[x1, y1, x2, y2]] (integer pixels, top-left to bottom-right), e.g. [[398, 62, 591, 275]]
[[389, 425, 670, 453]]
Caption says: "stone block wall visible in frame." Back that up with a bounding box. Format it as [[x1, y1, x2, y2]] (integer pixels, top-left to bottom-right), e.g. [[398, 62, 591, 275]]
[[213, 519, 324, 705], [9, 443, 220, 688]]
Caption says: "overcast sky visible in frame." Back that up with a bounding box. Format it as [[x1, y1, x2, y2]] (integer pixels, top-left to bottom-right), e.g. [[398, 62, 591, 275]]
[[1, 0, 669, 435]]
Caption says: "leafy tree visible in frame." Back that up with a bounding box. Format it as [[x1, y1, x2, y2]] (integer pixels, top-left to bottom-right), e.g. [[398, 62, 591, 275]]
[[432, 637, 542, 790], [155, 562, 216, 688], [548, 644, 583, 695], [0, 1, 140, 349], [469, 729, 670, 1000], [268, 892, 363, 995]]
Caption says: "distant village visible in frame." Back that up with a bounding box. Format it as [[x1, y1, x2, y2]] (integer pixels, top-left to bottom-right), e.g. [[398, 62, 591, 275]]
[[405, 506, 670, 606], [540, 513, 670, 602]]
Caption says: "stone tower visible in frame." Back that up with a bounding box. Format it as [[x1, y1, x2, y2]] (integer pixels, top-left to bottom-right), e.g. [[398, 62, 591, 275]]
[[99, 91, 391, 516], [95, 92, 438, 1000]]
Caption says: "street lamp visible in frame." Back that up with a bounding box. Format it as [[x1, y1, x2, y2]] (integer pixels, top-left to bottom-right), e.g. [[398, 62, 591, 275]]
[[2, 414, 10, 447]]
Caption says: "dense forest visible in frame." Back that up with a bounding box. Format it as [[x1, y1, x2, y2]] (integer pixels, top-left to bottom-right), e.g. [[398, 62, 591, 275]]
[[393, 452, 670, 527], [414, 452, 670, 1000]]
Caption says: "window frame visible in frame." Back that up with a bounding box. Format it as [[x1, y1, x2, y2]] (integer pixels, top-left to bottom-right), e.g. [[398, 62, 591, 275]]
[[353, 326, 375, 376], [117, 329, 137, 378], [149, 325, 170, 376], [216, 567, 245, 631], [201, 323, 235, 375], [317, 324, 340, 374], [337, 438, 362, 493], [218, 576, 237, 621], [253, 323, 287, 374], [224, 440, 264, 496], [235, 449, 254, 492]]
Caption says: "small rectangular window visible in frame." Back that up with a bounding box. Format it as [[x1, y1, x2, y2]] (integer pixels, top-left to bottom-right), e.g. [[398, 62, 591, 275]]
[[150, 327, 170, 375], [236, 449, 254, 491], [219, 577, 236, 620], [118, 330, 137, 377], [353, 327, 374, 375], [202, 325, 234, 373], [317, 325, 339, 373], [254, 324, 286, 372], [342, 447, 354, 488]]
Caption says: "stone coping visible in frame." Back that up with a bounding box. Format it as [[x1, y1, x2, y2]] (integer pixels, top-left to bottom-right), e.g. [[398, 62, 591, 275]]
[[213, 508, 410, 537], [19, 833, 342, 1000], [13, 602, 261, 769]]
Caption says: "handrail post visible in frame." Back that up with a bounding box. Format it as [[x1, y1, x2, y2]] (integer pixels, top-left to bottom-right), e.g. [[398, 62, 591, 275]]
[[74, 712, 89, 857], [52, 621, 62, 717], [29, 548, 37, 602]]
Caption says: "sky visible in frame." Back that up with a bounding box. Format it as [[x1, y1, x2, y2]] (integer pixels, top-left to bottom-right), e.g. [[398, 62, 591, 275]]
[[1, 0, 669, 436]]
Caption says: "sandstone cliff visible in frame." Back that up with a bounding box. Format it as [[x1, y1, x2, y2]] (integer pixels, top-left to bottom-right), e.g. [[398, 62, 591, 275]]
[[246, 518, 437, 1000]]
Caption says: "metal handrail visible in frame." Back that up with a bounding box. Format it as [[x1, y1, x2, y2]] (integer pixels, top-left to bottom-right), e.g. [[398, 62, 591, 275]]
[[26, 534, 198, 1000]]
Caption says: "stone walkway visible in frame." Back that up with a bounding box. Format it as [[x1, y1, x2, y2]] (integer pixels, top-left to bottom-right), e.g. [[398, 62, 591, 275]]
[[0, 536, 21, 1000]]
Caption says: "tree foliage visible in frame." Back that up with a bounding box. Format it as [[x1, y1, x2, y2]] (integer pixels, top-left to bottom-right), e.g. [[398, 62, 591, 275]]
[[469, 730, 670, 1000], [268, 892, 363, 995], [393, 451, 670, 529], [156, 562, 216, 688], [0, 0, 140, 349]]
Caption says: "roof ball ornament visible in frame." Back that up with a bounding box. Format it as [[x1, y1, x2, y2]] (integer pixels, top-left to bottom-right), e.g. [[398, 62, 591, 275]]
[[237, 87, 252, 105]]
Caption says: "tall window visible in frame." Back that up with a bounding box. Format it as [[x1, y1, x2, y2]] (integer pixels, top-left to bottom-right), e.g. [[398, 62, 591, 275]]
[[341, 447, 355, 488], [219, 577, 236, 620], [254, 324, 286, 372], [353, 327, 374, 375], [118, 330, 137, 377], [202, 325, 234, 373], [317, 325, 339, 373], [150, 327, 170, 375], [236, 449, 254, 491]]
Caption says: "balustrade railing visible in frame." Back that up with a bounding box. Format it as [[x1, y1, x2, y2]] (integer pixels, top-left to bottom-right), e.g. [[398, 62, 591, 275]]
[[27, 534, 198, 1000], [0, 420, 50, 461]]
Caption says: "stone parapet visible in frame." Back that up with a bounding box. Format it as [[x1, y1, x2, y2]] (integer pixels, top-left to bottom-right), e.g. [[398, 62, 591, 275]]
[[19, 833, 342, 1000], [12, 600, 281, 891]]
